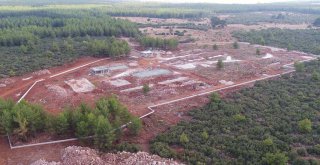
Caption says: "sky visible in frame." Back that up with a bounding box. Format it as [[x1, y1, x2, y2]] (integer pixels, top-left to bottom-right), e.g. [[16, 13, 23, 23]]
[[140, 0, 295, 4]]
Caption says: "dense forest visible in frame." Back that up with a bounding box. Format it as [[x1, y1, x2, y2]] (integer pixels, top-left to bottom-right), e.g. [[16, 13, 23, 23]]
[[138, 36, 178, 50], [0, 9, 139, 77], [1, 2, 320, 19], [226, 12, 317, 25], [233, 28, 320, 55], [151, 60, 320, 164], [0, 96, 142, 152]]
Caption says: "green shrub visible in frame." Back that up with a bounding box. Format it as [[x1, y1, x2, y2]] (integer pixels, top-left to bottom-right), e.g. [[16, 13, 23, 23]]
[[297, 148, 307, 156], [150, 142, 176, 158], [116, 142, 140, 153]]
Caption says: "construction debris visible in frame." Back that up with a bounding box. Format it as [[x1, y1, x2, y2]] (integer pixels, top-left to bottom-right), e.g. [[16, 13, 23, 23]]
[[219, 80, 235, 85], [31, 146, 184, 165], [158, 77, 189, 85], [121, 84, 154, 93], [262, 53, 274, 59], [33, 69, 51, 76], [65, 78, 95, 93], [109, 79, 131, 87], [46, 85, 69, 98]]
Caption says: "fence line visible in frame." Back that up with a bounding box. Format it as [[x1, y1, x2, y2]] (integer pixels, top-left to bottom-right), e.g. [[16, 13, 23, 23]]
[[49, 58, 108, 78], [17, 79, 45, 103]]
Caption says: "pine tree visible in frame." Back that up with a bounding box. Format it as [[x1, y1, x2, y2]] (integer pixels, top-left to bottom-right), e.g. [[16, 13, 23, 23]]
[[233, 41, 239, 49], [143, 84, 151, 95], [294, 62, 305, 72], [180, 132, 189, 144], [256, 48, 261, 55], [217, 59, 224, 70], [312, 71, 320, 81], [76, 121, 89, 138], [213, 44, 218, 50], [201, 130, 209, 140], [94, 116, 115, 151], [128, 117, 142, 135], [53, 113, 69, 135]]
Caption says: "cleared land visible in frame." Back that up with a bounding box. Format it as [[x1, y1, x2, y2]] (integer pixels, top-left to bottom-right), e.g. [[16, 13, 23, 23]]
[[0, 14, 317, 164], [0, 41, 313, 144]]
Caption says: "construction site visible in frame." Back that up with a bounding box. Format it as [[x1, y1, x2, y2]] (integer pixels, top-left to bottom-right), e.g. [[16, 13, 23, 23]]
[[1, 41, 314, 121], [0, 17, 317, 164]]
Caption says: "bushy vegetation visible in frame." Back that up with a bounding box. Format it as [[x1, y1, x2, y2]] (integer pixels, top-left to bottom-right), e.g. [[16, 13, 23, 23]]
[[313, 17, 320, 27], [227, 12, 317, 25], [85, 37, 131, 57], [233, 28, 320, 55], [0, 96, 142, 151], [151, 60, 320, 164], [138, 36, 178, 50], [139, 23, 210, 31], [210, 16, 226, 28]]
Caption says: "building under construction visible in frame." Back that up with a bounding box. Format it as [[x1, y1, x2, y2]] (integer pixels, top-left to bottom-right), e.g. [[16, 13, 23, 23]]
[[90, 64, 128, 75]]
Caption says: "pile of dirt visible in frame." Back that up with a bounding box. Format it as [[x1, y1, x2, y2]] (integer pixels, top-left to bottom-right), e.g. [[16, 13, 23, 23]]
[[46, 85, 69, 98], [102, 151, 183, 165], [33, 69, 51, 76], [31, 146, 183, 165], [0, 78, 15, 85]]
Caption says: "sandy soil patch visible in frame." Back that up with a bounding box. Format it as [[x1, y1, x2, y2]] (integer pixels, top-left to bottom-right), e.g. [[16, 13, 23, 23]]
[[65, 78, 95, 93]]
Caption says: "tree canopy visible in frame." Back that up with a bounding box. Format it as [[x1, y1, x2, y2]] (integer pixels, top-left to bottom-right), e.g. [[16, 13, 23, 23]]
[[0, 8, 139, 77], [0, 96, 142, 151], [210, 16, 226, 29], [233, 28, 320, 55], [151, 60, 320, 164]]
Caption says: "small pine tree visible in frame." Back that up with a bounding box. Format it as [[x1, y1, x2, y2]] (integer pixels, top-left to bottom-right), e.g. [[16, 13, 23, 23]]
[[213, 44, 218, 50], [256, 48, 261, 55], [143, 84, 150, 95], [312, 71, 320, 81], [210, 92, 221, 104], [294, 62, 305, 72], [76, 121, 89, 138], [287, 43, 293, 51], [233, 41, 239, 49], [298, 119, 312, 133], [263, 138, 274, 146], [201, 131, 209, 140], [20, 45, 28, 54], [128, 117, 142, 135], [94, 116, 115, 151], [217, 59, 224, 70], [53, 113, 69, 135], [50, 42, 60, 52], [180, 132, 189, 144], [259, 36, 265, 45], [263, 152, 288, 165]]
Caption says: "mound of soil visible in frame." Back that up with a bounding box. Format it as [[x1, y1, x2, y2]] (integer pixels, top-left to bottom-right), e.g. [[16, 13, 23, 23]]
[[31, 146, 183, 165]]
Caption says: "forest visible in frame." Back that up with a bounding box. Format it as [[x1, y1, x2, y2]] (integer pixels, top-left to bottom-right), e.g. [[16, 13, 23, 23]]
[[151, 60, 320, 164], [233, 28, 320, 55], [226, 12, 318, 25], [0, 8, 139, 77], [0, 96, 142, 152], [138, 36, 178, 50]]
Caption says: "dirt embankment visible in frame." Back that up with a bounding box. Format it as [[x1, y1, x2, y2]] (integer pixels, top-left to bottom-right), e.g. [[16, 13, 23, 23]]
[[31, 146, 184, 165]]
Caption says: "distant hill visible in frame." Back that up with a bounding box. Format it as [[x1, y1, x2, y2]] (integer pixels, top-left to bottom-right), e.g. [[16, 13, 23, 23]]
[[0, 0, 126, 5]]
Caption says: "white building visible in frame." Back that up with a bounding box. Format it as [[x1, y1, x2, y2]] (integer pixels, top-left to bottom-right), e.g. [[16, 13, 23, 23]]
[[140, 50, 154, 57]]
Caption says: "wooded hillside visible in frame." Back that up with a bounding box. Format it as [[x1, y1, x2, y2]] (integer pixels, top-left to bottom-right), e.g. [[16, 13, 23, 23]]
[[0, 9, 139, 77], [151, 60, 320, 164]]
